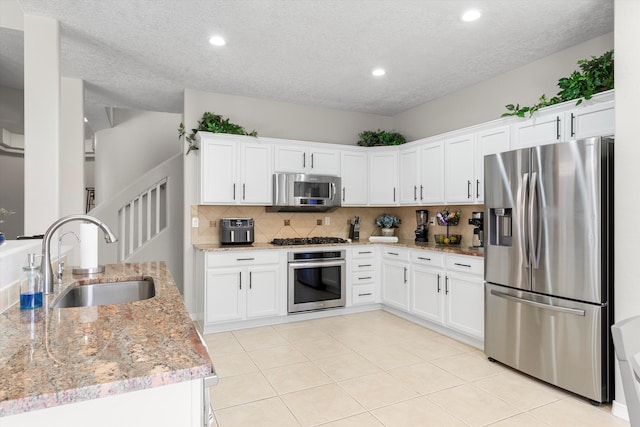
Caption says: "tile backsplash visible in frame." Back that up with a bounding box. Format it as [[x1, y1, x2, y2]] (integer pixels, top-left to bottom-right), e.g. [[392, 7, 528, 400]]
[[192, 204, 484, 246]]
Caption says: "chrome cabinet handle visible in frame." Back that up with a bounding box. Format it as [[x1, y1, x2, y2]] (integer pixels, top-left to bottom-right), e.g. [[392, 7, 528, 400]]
[[445, 276, 449, 294], [358, 251, 372, 255], [403, 267, 408, 284], [249, 271, 252, 289], [417, 256, 431, 261], [476, 179, 480, 199], [387, 252, 399, 256], [556, 116, 561, 140], [236, 257, 255, 261], [303, 152, 306, 168], [467, 180, 471, 199], [420, 185, 424, 200], [233, 183, 236, 200], [311, 153, 314, 168], [393, 187, 396, 202], [242, 183, 246, 200], [437, 274, 441, 293], [239, 271, 241, 290], [343, 187, 345, 202], [570, 112, 576, 137], [358, 292, 373, 297], [414, 185, 417, 201], [358, 276, 372, 280], [358, 264, 372, 267], [454, 262, 471, 268]]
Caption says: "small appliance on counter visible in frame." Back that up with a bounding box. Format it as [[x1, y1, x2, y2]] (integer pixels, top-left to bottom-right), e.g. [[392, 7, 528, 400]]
[[468, 211, 484, 247], [349, 216, 360, 241], [220, 218, 254, 245], [415, 209, 429, 242]]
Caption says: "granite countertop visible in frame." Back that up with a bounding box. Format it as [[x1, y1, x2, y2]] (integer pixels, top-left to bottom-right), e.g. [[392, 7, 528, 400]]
[[194, 238, 484, 257], [0, 262, 213, 417]]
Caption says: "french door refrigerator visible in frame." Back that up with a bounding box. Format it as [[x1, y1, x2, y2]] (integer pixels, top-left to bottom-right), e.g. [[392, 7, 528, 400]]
[[484, 136, 614, 403]]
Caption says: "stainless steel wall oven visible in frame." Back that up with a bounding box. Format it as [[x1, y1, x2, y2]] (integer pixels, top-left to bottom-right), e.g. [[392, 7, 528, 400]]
[[287, 250, 346, 313]]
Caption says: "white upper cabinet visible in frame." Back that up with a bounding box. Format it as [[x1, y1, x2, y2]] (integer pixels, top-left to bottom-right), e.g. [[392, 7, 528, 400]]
[[399, 139, 444, 205], [510, 112, 563, 150], [273, 142, 340, 176], [199, 133, 272, 205], [564, 97, 614, 140], [340, 150, 368, 205], [445, 133, 476, 203], [418, 141, 445, 204], [511, 90, 614, 149], [399, 146, 419, 204], [368, 148, 398, 206], [475, 126, 510, 203]]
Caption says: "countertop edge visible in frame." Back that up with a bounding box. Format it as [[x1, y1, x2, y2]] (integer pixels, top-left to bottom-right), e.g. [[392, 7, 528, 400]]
[[193, 239, 484, 257], [0, 365, 212, 417]]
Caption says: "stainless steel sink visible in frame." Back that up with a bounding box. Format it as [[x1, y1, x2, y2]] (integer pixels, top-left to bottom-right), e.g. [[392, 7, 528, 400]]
[[53, 279, 155, 308]]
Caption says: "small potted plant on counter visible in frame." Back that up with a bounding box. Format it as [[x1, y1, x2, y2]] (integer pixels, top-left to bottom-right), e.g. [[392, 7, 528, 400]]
[[376, 213, 400, 236]]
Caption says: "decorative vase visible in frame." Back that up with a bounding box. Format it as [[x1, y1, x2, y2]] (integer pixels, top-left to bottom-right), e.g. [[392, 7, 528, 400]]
[[381, 228, 395, 237], [0, 231, 5, 245]]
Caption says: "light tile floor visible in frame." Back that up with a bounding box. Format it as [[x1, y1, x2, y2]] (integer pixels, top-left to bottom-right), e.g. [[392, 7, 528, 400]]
[[204, 310, 629, 427]]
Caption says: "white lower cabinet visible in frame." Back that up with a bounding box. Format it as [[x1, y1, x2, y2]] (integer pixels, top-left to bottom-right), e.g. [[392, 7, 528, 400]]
[[350, 246, 378, 305], [409, 250, 484, 341], [381, 248, 410, 311], [203, 251, 281, 326]]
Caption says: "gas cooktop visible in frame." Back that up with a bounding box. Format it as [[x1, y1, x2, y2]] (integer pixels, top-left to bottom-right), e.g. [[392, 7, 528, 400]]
[[271, 237, 349, 246]]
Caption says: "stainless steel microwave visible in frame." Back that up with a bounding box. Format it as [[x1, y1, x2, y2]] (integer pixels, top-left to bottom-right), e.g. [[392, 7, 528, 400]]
[[268, 173, 341, 212]]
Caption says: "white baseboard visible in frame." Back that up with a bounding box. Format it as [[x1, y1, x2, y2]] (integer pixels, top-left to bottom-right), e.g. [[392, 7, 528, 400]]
[[611, 400, 630, 422]]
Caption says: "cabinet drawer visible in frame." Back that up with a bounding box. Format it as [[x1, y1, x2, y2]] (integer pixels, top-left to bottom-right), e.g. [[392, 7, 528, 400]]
[[381, 247, 410, 262], [352, 259, 375, 272], [411, 251, 443, 268], [206, 250, 280, 268], [352, 284, 376, 305], [352, 271, 375, 285], [446, 255, 483, 276], [351, 247, 376, 258]]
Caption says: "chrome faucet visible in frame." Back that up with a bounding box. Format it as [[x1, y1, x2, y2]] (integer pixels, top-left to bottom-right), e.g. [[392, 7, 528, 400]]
[[41, 214, 118, 294]]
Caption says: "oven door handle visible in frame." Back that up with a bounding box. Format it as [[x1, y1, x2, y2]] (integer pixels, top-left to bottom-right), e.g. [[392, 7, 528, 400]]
[[288, 260, 346, 269]]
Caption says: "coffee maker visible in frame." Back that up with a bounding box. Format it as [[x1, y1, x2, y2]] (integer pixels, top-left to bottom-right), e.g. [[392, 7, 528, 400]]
[[468, 211, 484, 247], [415, 209, 429, 242]]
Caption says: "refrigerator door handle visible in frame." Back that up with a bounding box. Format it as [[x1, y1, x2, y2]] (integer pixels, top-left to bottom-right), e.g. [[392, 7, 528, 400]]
[[490, 289, 585, 316], [519, 173, 530, 267], [529, 172, 541, 269]]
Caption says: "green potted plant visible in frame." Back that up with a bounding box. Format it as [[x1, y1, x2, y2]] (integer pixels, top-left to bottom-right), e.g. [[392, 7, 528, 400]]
[[178, 112, 258, 154], [357, 129, 406, 147], [376, 213, 400, 236], [503, 50, 614, 118]]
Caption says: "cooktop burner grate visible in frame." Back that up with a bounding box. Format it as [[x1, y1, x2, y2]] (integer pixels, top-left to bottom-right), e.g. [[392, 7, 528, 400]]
[[271, 237, 349, 246]]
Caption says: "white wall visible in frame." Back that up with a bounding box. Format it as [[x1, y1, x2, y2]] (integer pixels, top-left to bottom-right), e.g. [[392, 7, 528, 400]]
[[395, 32, 614, 140], [94, 108, 182, 203], [59, 77, 85, 218], [613, 0, 640, 417], [23, 15, 60, 235]]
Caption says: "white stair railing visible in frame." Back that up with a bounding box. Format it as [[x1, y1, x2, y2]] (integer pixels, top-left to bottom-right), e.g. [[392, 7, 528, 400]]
[[118, 177, 167, 261], [90, 153, 184, 290]]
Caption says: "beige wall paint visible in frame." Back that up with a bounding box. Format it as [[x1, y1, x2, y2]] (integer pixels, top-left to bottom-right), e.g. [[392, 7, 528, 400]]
[[94, 108, 182, 203], [193, 204, 483, 248], [394, 32, 614, 140], [613, 0, 640, 414], [183, 89, 394, 145]]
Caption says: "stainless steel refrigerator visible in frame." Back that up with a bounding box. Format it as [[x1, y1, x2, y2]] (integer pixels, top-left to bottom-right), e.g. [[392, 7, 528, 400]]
[[484, 136, 614, 403]]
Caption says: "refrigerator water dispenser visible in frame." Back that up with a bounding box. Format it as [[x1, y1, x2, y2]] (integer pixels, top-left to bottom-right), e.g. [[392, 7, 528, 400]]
[[489, 208, 512, 246]]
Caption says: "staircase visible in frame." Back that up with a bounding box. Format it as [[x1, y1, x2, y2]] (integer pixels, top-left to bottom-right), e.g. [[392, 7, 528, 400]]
[[90, 153, 184, 291]]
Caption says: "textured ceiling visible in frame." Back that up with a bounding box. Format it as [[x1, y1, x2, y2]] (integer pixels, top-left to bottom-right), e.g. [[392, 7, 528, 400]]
[[7, 0, 614, 131]]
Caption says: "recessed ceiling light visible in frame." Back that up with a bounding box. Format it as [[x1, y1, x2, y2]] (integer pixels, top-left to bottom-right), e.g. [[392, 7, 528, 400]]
[[209, 36, 226, 47], [83, 117, 88, 123], [372, 68, 386, 77], [461, 9, 481, 22]]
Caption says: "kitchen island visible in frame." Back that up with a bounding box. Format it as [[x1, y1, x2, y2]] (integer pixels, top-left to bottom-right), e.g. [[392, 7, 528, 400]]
[[0, 262, 214, 427]]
